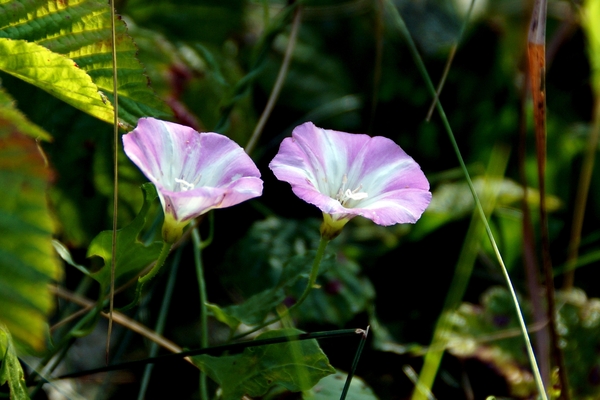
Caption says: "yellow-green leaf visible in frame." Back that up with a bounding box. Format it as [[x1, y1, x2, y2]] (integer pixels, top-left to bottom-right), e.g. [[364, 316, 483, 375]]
[[582, 0, 600, 95], [0, 38, 114, 126], [0, 0, 172, 128]]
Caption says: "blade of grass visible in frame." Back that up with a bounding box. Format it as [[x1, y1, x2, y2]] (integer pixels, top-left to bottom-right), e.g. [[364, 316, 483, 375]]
[[381, 2, 548, 399], [527, 0, 570, 397], [245, 5, 302, 155], [425, 0, 476, 121], [107, 0, 120, 365]]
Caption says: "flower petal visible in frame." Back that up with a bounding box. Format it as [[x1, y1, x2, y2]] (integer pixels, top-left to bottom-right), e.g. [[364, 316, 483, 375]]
[[123, 118, 263, 225], [269, 121, 431, 227]]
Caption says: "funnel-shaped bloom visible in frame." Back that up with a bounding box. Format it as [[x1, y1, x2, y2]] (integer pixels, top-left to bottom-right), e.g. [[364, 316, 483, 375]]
[[123, 118, 263, 243], [269, 122, 431, 239]]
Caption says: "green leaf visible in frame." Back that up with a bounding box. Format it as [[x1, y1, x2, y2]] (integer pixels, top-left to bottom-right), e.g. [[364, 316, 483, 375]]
[[0, 38, 114, 127], [0, 0, 172, 128], [0, 116, 61, 353], [206, 288, 286, 330], [304, 371, 377, 400], [0, 325, 29, 400], [88, 183, 162, 293], [0, 86, 51, 141], [194, 328, 335, 400]]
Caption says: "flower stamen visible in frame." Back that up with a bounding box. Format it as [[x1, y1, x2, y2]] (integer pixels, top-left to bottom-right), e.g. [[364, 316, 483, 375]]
[[175, 178, 194, 191], [335, 175, 368, 206]]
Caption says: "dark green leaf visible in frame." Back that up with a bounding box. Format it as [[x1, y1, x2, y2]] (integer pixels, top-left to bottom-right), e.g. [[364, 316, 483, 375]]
[[88, 183, 162, 293], [194, 328, 335, 400]]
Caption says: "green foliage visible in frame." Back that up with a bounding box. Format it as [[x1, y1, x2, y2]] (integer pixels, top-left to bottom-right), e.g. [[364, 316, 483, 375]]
[[0, 38, 114, 126], [557, 289, 600, 400], [0, 87, 51, 141], [220, 217, 374, 326], [87, 183, 162, 294], [0, 325, 29, 400], [443, 287, 535, 397], [0, 0, 171, 128], [0, 107, 60, 353], [444, 287, 600, 399], [193, 328, 335, 400]]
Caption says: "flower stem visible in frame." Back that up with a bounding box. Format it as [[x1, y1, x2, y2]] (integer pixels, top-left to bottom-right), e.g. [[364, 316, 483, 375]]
[[192, 228, 209, 400], [139, 241, 172, 285], [232, 236, 330, 341], [137, 245, 183, 400]]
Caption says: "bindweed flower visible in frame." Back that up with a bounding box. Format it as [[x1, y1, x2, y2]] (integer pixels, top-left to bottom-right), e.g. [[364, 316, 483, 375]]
[[123, 118, 263, 243], [269, 122, 431, 239]]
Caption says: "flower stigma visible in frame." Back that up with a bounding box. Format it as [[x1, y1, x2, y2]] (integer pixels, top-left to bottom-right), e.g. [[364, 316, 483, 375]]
[[335, 174, 368, 206]]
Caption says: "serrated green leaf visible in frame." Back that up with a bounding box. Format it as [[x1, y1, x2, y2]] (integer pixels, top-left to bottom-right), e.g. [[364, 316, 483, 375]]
[[0, 118, 61, 353], [304, 371, 378, 400], [194, 328, 335, 400], [0, 326, 29, 400], [0, 38, 114, 126], [88, 183, 162, 293], [0, 0, 172, 128]]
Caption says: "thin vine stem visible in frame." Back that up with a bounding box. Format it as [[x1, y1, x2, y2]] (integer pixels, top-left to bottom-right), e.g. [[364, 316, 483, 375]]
[[232, 236, 330, 341], [382, 2, 548, 399]]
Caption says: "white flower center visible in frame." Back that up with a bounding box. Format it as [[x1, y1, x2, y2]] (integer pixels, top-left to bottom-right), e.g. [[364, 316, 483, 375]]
[[335, 174, 368, 206], [175, 178, 195, 191]]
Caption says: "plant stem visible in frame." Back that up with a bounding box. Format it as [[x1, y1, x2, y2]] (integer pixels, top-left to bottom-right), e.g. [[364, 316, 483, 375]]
[[245, 5, 302, 155], [137, 245, 183, 400], [340, 326, 369, 400], [192, 228, 209, 400], [107, 0, 120, 364], [232, 236, 330, 341], [139, 241, 172, 285]]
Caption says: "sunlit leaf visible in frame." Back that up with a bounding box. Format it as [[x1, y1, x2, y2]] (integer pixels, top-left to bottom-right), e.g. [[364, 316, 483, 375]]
[[0, 325, 29, 400], [88, 183, 162, 293], [0, 0, 172, 128], [194, 328, 335, 400], [0, 112, 60, 353], [0, 38, 114, 126]]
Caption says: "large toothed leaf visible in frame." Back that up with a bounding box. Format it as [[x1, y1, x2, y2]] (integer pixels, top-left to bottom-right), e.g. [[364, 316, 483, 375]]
[[0, 103, 61, 353], [0, 0, 172, 128], [194, 329, 335, 400], [0, 38, 114, 126]]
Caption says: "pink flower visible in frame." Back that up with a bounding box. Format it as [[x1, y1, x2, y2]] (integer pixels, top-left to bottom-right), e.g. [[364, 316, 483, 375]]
[[123, 118, 263, 242], [269, 122, 431, 239]]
